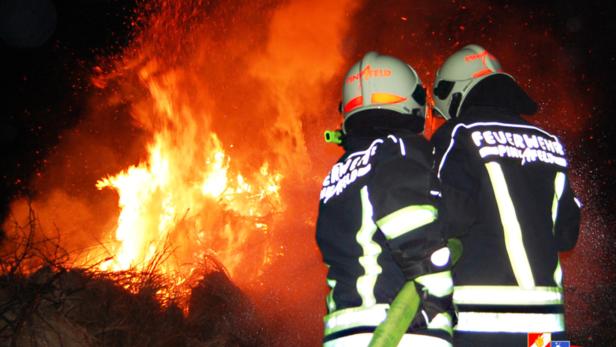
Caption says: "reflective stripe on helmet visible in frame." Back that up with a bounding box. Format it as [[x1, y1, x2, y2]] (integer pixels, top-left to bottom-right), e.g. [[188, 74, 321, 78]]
[[453, 285, 563, 306], [376, 205, 437, 240], [324, 304, 389, 336], [370, 92, 407, 105], [343, 95, 363, 114], [355, 186, 382, 307], [455, 312, 565, 333], [343, 93, 408, 115], [464, 49, 501, 78]]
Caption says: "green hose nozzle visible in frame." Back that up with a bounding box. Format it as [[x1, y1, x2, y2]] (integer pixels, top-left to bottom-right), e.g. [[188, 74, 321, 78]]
[[324, 130, 343, 145]]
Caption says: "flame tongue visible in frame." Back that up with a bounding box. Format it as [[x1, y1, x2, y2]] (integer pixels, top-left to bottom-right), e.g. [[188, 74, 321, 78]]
[[95, 62, 284, 283]]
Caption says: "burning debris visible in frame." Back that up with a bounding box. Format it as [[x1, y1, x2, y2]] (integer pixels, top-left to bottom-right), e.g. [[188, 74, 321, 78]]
[[0, 269, 267, 347], [0, 209, 268, 346], [2, 0, 352, 344]]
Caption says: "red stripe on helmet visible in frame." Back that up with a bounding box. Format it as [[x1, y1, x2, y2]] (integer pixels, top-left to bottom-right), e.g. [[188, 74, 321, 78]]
[[343, 96, 363, 114], [472, 68, 493, 78]]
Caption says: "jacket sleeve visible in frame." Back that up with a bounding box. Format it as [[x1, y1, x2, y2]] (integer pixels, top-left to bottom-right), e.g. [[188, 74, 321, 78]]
[[368, 138, 449, 280], [369, 137, 455, 336], [555, 174, 581, 251]]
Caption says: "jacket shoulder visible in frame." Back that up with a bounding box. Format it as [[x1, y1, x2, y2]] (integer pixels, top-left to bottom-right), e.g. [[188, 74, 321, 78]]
[[376, 134, 433, 168]]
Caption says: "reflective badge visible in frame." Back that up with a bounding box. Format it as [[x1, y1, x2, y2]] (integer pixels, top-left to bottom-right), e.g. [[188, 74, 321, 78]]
[[528, 332, 551, 347], [430, 247, 450, 267]]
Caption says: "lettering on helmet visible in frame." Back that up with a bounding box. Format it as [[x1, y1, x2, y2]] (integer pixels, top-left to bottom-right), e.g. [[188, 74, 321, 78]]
[[346, 64, 392, 84], [464, 50, 501, 78], [471, 129, 567, 167]]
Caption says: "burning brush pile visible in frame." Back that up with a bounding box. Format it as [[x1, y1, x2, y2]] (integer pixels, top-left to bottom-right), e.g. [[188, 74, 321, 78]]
[[0, 207, 267, 347], [0, 0, 352, 345]]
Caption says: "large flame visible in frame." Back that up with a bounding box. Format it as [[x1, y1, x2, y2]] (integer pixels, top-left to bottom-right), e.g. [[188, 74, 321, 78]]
[[93, 70, 284, 280], [78, 0, 354, 293]]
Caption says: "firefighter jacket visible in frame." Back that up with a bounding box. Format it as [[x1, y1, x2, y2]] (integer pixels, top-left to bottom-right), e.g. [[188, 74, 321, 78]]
[[316, 131, 454, 346], [431, 106, 581, 336]]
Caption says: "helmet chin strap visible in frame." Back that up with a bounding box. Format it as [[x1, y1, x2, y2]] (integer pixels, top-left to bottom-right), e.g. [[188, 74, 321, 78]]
[[448, 93, 463, 119]]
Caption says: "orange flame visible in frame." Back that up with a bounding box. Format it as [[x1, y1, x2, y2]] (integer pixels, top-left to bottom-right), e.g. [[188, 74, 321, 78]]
[[93, 66, 284, 282], [77, 0, 354, 301], [3, 3, 354, 327]]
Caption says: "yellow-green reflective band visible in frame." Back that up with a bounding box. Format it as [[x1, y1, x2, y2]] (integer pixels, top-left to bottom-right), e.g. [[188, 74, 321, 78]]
[[356, 187, 382, 307], [574, 197, 582, 208], [377, 205, 438, 240], [453, 285, 563, 306], [554, 260, 563, 287], [323, 304, 389, 336], [427, 312, 453, 336], [415, 271, 454, 298], [552, 172, 566, 234], [554, 172, 566, 199], [324, 332, 453, 347], [455, 312, 565, 333], [485, 162, 535, 289], [326, 278, 337, 312]]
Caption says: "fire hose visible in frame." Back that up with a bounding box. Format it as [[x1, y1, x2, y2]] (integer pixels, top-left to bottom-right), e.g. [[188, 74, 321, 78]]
[[368, 281, 420, 347], [368, 240, 461, 347]]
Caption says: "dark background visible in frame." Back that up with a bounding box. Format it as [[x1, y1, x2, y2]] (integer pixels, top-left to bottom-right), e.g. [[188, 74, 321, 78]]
[[1, 0, 139, 223], [1, 0, 614, 345]]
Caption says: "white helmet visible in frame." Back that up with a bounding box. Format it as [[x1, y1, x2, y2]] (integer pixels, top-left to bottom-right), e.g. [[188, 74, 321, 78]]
[[433, 44, 513, 120], [341, 51, 426, 133]]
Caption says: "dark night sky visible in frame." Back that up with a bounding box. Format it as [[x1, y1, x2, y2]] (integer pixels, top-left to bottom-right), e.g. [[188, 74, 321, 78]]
[[1, 0, 140, 223], [0, 0, 615, 344]]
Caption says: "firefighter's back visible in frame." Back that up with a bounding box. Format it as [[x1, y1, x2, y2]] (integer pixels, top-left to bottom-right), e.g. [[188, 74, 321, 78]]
[[433, 108, 579, 346]]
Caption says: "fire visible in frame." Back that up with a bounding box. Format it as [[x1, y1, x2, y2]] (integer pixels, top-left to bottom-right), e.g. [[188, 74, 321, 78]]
[[3, 3, 351, 327], [80, 9, 304, 287], [94, 111, 283, 280]]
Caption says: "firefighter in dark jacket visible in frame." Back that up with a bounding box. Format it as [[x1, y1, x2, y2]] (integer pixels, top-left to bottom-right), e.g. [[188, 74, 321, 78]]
[[430, 44, 581, 346], [316, 52, 454, 347]]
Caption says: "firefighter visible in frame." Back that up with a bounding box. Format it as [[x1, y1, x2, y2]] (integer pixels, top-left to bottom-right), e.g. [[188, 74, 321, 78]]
[[430, 44, 581, 346], [316, 52, 454, 347]]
